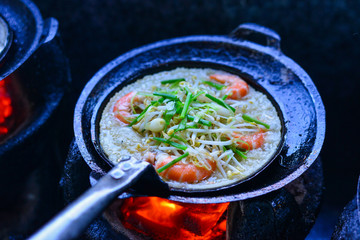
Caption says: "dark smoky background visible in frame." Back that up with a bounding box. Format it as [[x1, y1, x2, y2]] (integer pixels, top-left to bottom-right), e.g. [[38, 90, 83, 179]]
[[32, 0, 360, 238]]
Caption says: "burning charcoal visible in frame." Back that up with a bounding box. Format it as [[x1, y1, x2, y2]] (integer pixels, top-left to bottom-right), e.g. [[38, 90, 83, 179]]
[[0, 76, 29, 143], [118, 197, 228, 239]]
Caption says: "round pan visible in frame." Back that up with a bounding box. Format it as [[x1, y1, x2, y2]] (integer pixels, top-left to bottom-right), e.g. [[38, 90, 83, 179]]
[[74, 23, 325, 203], [90, 62, 286, 194]]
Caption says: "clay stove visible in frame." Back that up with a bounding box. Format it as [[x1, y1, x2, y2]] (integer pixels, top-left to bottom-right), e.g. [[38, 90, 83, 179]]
[[61, 142, 323, 240]]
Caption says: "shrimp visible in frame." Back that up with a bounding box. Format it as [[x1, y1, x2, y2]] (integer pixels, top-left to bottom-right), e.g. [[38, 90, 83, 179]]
[[154, 153, 217, 183], [144, 152, 156, 165], [113, 91, 139, 124], [233, 130, 265, 151], [209, 74, 249, 99]]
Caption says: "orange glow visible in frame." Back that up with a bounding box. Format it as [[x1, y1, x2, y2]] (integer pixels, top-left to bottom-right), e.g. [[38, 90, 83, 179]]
[[0, 78, 13, 136], [120, 197, 229, 239]]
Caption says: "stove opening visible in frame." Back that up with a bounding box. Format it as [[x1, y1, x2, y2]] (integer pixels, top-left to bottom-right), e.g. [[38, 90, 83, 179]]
[[0, 76, 29, 143], [0, 77, 13, 139], [119, 197, 229, 239]]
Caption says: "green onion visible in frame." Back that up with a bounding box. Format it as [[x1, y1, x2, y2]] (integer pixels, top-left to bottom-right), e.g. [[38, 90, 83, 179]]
[[171, 134, 188, 143], [163, 101, 177, 131], [153, 137, 187, 150], [229, 145, 247, 159], [128, 104, 152, 127], [161, 78, 185, 85], [185, 122, 198, 129], [180, 92, 193, 118], [222, 94, 228, 100], [136, 92, 155, 97], [186, 115, 212, 127], [184, 87, 191, 95], [157, 152, 189, 173], [192, 91, 205, 101], [175, 116, 188, 132], [205, 93, 236, 113], [203, 80, 225, 90], [233, 139, 250, 152], [151, 97, 165, 106], [175, 102, 183, 114], [129, 98, 164, 126], [242, 114, 270, 129], [153, 92, 179, 101]]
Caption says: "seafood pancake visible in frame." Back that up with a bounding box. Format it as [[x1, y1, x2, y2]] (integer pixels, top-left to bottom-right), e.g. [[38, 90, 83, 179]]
[[99, 68, 281, 189]]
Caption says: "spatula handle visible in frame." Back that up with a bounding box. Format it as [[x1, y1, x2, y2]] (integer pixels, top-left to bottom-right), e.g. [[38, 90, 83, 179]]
[[29, 157, 150, 240]]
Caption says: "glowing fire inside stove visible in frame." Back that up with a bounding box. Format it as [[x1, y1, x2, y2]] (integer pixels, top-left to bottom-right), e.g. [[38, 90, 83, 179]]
[[0, 78, 13, 136], [120, 197, 229, 239]]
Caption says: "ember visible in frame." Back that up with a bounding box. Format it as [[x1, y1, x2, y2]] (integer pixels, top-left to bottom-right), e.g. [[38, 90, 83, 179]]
[[0, 77, 13, 137], [120, 197, 229, 240], [0, 75, 29, 143]]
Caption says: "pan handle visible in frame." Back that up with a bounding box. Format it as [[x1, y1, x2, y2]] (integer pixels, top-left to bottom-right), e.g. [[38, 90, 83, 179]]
[[39, 17, 59, 45], [29, 157, 151, 240], [230, 23, 281, 50]]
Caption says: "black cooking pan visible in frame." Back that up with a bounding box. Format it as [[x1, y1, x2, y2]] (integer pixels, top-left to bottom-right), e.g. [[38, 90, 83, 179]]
[[77, 22, 325, 202], [0, 0, 58, 80], [31, 23, 325, 240]]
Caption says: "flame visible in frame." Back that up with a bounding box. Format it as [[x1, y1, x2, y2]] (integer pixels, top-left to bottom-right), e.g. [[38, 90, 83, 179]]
[[0, 78, 13, 136], [120, 197, 229, 239]]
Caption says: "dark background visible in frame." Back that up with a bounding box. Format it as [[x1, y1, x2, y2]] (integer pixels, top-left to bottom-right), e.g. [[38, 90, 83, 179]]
[[32, 0, 360, 238]]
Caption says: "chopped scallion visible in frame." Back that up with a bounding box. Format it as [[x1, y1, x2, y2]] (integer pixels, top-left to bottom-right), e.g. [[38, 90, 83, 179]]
[[157, 152, 189, 173], [153, 137, 187, 150], [161, 78, 185, 85], [229, 145, 247, 159], [186, 115, 212, 127], [192, 91, 205, 101], [242, 114, 270, 129], [203, 80, 225, 90], [151, 97, 165, 106], [185, 122, 198, 129], [171, 134, 187, 143], [205, 93, 236, 113], [184, 87, 191, 95], [233, 139, 250, 152], [175, 116, 188, 132], [128, 104, 152, 127], [225, 145, 247, 159], [153, 92, 179, 101], [180, 92, 193, 118], [163, 101, 177, 131]]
